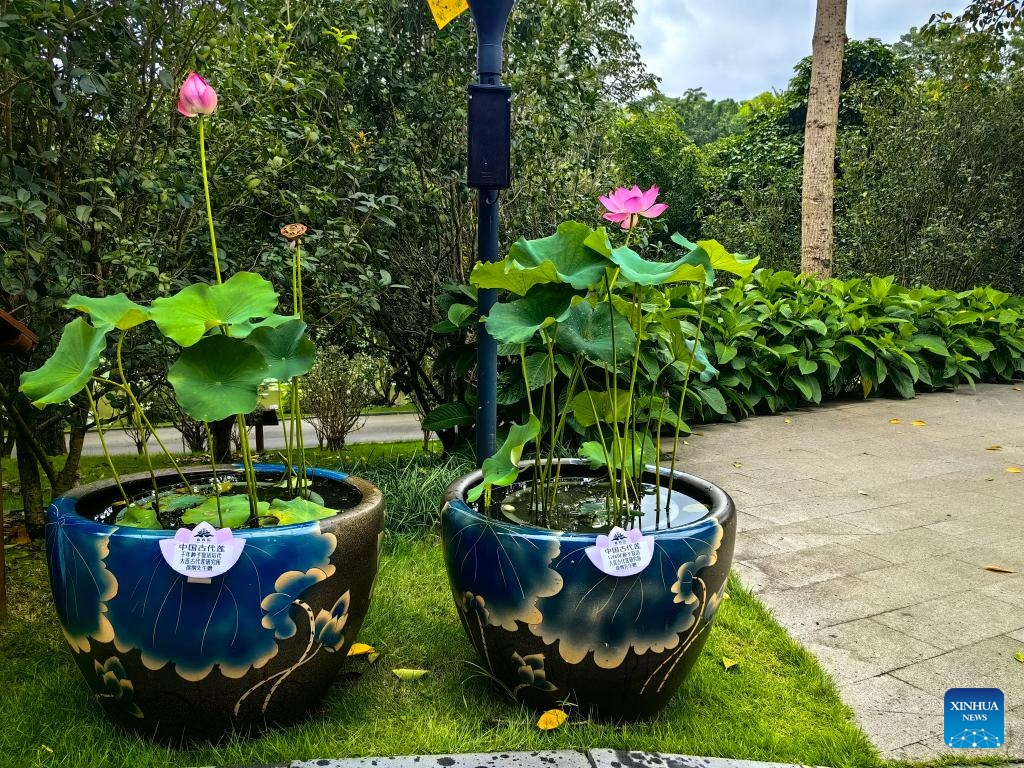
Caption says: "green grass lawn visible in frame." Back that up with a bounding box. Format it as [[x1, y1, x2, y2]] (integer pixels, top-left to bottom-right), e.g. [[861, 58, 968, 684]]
[[0, 447, 887, 767], [1, 533, 879, 768]]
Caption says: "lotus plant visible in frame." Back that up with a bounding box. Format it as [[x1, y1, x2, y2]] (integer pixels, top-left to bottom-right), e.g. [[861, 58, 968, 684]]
[[18, 74, 325, 529], [466, 186, 758, 523]]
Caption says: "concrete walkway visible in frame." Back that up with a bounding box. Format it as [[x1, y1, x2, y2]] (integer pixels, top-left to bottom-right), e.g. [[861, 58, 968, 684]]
[[674, 383, 1024, 760]]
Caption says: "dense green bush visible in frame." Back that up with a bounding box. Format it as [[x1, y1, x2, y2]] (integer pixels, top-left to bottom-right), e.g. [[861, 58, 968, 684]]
[[688, 271, 1024, 422], [431, 268, 1024, 450]]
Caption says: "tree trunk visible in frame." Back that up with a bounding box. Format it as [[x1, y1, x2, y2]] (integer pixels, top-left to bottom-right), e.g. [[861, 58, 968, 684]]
[[800, 0, 848, 278], [16, 429, 44, 534], [210, 417, 233, 463]]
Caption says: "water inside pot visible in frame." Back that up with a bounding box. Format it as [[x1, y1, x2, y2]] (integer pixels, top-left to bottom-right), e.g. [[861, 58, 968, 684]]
[[495, 477, 711, 534], [94, 471, 362, 530]]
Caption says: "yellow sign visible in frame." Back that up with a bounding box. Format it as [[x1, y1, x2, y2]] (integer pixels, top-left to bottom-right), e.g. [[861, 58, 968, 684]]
[[428, 0, 469, 29]]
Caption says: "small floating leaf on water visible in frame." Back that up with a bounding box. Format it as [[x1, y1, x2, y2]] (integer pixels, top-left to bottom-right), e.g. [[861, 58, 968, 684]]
[[182, 495, 264, 528], [889, 418, 901, 424], [161, 494, 206, 512], [392, 668, 429, 681], [117, 505, 162, 529], [1007, 467, 1022, 474], [347, 643, 376, 657], [1014, 651, 1024, 664], [536, 709, 568, 730], [984, 565, 1017, 574], [986, 445, 1003, 451], [911, 420, 927, 427], [722, 657, 738, 670], [268, 496, 335, 525]]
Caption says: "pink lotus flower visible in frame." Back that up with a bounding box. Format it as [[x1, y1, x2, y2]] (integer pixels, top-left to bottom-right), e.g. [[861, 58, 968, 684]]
[[598, 185, 668, 230], [177, 72, 218, 117]]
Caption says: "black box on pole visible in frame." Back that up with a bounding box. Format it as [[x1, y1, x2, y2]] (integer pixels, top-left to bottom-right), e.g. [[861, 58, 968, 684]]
[[467, 83, 511, 190]]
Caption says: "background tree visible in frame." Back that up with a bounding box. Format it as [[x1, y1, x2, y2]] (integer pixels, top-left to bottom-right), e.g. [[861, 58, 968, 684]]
[[800, 0, 848, 277]]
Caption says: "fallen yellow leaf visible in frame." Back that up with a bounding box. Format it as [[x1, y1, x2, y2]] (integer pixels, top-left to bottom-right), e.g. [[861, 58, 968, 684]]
[[984, 565, 1017, 574], [857, 490, 869, 496], [723, 592, 731, 600], [367, 652, 381, 664], [1015, 650, 1024, 664], [347, 643, 376, 657], [733, 462, 743, 468], [1014, 386, 1022, 391], [722, 656, 738, 670], [911, 420, 927, 427], [986, 445, 1002, 451], [536, 709, 568, 730], [392, 668, 429, 681], [1007, 467, 1022, 474], [889, 418, 901, 424], [784, 418, 792, 424]]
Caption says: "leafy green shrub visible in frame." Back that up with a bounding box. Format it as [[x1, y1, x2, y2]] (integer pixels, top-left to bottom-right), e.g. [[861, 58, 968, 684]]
[[430, 269, 1024, 447], [301, 348, 377, 450]]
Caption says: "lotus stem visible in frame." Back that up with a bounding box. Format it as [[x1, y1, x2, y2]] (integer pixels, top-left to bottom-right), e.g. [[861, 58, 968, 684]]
[[85, 387, 128, 505], [197, 115, 222, 285], [667, 283, 709, 516], [202, 421, 224, 528]]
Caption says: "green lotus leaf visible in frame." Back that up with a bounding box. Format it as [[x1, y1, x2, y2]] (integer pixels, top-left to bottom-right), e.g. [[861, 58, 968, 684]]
[[116, 504, 162, 529], [569, 389, 630, 428], [579, 432, 656, 479], [160, 494, 207, 512], [245, 319, 316, 381], [554, 301, 636, 365], [670, 233, 699, 253], [229, 312, 299, 339], [181, 494, 265, 527], [149, 272, 279, 347], [609, 245, 710, 286], [466, 415, 541, 503], [484, 284, 576, 344], [583, 227, 613, 258], [267, 496, 336, 526], [507, 221, 609, 290], [470, 258, 562, 296], [167, 335, 270, 422], [695, 239, 758, 279], [19, 318, 107, 407], [65, 294, 149, 330]]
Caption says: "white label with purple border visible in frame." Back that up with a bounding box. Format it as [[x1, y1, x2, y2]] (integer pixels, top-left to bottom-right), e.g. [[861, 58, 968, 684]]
[[585, 526, 654, 577], [158, 522, 245, 581]]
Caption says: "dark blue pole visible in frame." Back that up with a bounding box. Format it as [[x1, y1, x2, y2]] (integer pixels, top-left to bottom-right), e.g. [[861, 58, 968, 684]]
[[475, 193, 500, 467], [468, 0, 515, 467]]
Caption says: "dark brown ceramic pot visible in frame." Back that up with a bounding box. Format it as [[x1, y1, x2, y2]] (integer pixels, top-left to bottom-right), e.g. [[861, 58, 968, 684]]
[[441, 459, 735, 721], [46, 464, 383, 742]]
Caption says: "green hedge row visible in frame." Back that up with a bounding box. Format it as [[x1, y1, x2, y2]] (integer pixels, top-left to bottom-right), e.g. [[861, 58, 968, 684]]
[[680, 270, 1024, 423]]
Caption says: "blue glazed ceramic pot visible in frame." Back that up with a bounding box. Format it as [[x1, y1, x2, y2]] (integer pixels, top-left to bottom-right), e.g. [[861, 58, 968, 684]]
[[441, 459, 735, 721], [46, 464, 383, 742]]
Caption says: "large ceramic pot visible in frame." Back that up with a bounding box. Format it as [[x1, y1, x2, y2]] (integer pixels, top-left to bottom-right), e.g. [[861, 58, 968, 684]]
[[441, 459, 735, 721], [46, 464, 383, 742]]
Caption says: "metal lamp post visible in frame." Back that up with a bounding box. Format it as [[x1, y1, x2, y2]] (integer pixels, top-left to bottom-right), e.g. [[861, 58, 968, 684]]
[[466, 0, 516, 466]]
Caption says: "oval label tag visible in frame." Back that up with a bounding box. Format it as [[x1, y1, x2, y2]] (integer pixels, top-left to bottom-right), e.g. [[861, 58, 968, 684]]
[[159, 522, 246, 581], [585, 526, 654, 577]]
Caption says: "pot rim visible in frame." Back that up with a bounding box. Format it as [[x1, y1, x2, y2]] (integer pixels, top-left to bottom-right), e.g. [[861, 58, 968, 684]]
[[50, 463, 383, 535], [443, 457, 734, 531]]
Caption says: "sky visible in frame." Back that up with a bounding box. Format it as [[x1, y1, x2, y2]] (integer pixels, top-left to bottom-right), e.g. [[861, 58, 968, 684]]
[[631, 0, 969, 101]]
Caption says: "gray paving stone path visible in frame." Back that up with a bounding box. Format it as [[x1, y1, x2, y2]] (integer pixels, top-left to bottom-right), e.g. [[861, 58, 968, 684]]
[[213, 750, 821, 768], [672, 383, 1024, 760]]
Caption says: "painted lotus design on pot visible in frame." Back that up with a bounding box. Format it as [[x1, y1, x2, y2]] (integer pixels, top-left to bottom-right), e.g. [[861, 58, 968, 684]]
[[441, 461, 736, 721]]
